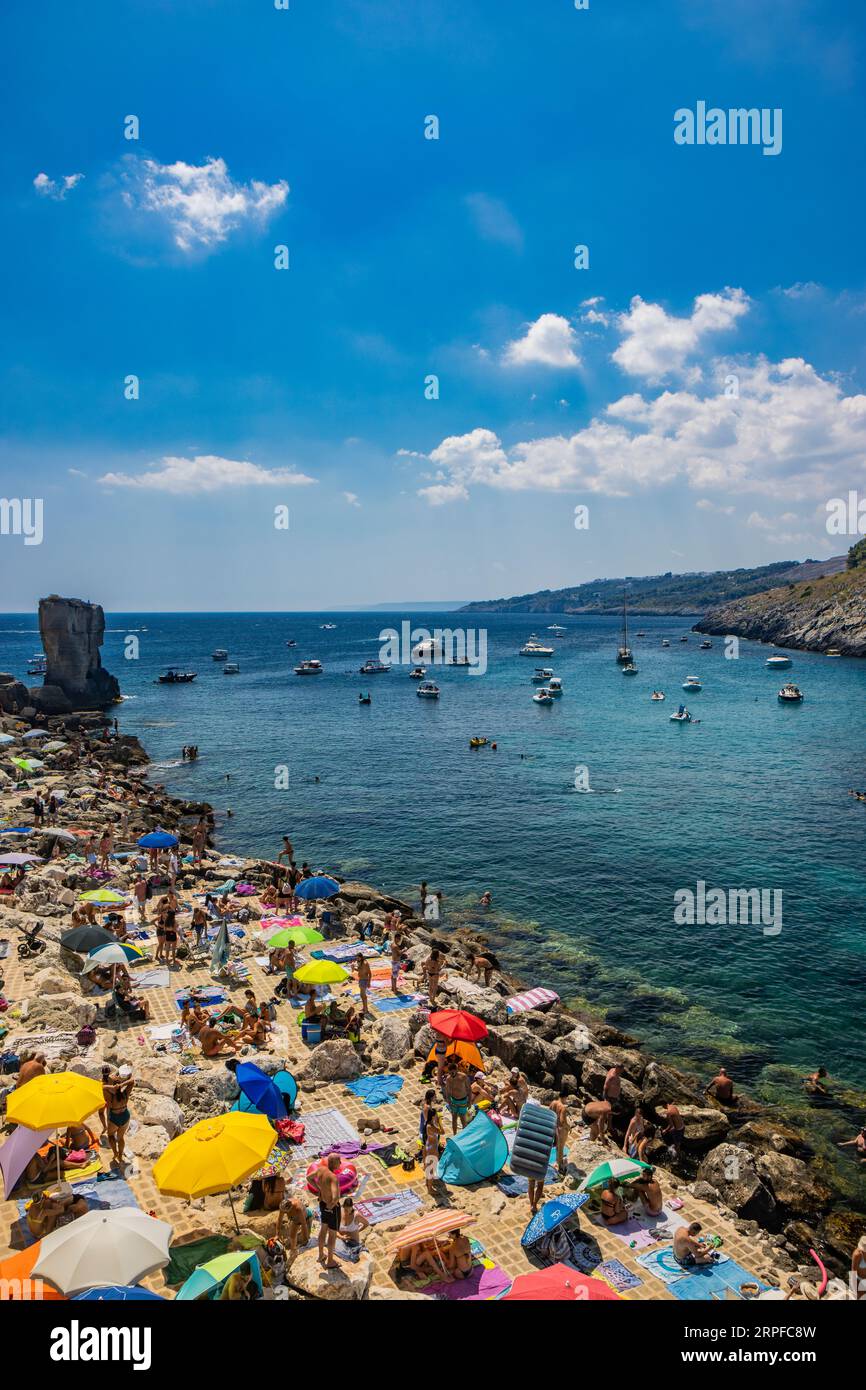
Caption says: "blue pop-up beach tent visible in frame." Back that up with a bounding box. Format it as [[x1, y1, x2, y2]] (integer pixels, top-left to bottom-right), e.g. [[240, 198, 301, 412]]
[[436, 1110, 508, 1186]]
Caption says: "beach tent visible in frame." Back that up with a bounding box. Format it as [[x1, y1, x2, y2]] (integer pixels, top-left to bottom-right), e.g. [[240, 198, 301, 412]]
[[232, 1065, 297, 1120], [176, 1249, 263, 1302], [425, 1039, 484, 1073], [436, 1109, 508, 1186]]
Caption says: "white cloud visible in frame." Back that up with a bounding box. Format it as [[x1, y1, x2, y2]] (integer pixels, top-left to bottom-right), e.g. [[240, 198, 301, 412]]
[[580, 296, 611, 327], [67, 467, 88, 478], [343, 491, 361, 507], [696, 498, 734, 514], [120, 156, 288, 252], [612, 288, 749, 382], [464, 193, 523, 251], [34, 172, 84, 200], [98, 454, 316, 494], [503, 313, 581, 369], [410, 356, 866, 506]]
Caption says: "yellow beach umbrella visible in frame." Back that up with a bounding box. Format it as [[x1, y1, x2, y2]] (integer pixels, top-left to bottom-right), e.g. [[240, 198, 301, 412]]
[[79, 888, 127, 905], [293, 960, 349, 985], [7, 1073, 104, 1182], [153, 1113, 275, 1230]]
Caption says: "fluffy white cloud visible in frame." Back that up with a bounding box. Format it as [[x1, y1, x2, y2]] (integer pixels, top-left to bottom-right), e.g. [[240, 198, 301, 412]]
[[411, 357, 866, 506], [99, 454, 316, 494], [503, 314, 580, 369], [34, 172, 84, 200], [121, 157, 288, 252], [612, 288, 749, 382], [343, 491, 361, 507]]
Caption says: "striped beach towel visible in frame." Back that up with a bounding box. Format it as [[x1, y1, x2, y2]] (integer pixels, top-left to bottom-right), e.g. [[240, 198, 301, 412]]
[[506, 987, 559, 1016]]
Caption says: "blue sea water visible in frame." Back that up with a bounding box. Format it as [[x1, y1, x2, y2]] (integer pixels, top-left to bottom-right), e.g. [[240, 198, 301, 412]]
[[3, 609, 865, 1188]]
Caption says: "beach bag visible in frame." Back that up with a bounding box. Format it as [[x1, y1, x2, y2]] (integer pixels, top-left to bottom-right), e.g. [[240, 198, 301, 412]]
[[275, 1118, 305, 1144], [0, 1051, 19, 1074], [76, 1025, 96, 1047]]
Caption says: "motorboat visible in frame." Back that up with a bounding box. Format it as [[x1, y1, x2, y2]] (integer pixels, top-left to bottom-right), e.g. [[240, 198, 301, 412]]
[[661, 639, 670, 648], [359, 658, 391, 675], [766, 654, 792, 669], [223, 662, 240, 675], [27, 654, 47, 675], [531, 667, 554, 683], [651, 691, 666, 701], [212, 649, 228, 660], [413, 637, 443, 661], [294, 659, 323, 675], [409, 666, 426, 679], [469, 737, 488, 748], [157, 669, 197, 684], [547, 677, 563, 696], [547, 624, 567, 634], [826, 648, 841, 657], [320, 623, 337, 630], [636, 631, 647, 638], [520, 634, 555, 656], [532, 688, 554, 704], [670, 705, 692, 722], [621, 662, 638, 675], [679, 635, 689, 643], [359, 692, 371, 705], [778, 682, 804, 702], [682, 675, 702, 691], [448, 656, 472, 666], [699, 640, 712, 650], [417, 681, 440, 699], [286, 639, 297, 647], [616, 593, 633, 664]]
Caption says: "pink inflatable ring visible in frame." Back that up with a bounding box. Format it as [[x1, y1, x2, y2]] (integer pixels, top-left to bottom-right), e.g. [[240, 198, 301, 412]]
[[306, 1159, 358, 1195]]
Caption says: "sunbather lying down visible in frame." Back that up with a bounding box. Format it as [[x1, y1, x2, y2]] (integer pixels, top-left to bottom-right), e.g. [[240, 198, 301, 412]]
[[397, 1232, 474, 1283], [26, 1183, 89, 1238], [26, 1125, 99, 1183]]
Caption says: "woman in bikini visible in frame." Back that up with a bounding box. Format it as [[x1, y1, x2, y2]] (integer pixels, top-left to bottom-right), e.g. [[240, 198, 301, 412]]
[[103, 1069, 135, 1166]]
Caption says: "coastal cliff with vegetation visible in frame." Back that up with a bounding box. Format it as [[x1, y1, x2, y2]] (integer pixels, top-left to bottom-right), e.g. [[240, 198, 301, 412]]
[[460, 556, 846, 616], [695, 540, 866, 656]]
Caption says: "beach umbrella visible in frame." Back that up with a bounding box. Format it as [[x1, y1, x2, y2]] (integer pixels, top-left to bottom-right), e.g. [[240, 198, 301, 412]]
[[578, 1157, 650, 1193], [502, 1265, 621, 1302], [61, 924, 116, 953], [428, 1009, 488, 1043], [234, 1062, 289, 1122], [79, 888, 127, 905], [0, 1243, 66, 1301], [42, 828, 77, 842], [293, 959, 349, 985], [0, 733, 15, 745], [293, 875, 340, 901], [22, 729, 50, 740], [386, 1209, 477, 1254], [0, 852, 42, 865], [11, 757, 43, 772], [73, 1284, 166, 1302], [7, 1073, 105, 1183], [176, 1249, 263, 1302], [521, 1192, 591, 1248], [260, 916, 304, 929], [32, 1209, 172, 1296], [41, 741, 67, 753], [81, 942, 145, 971], [265, 926, 323, 948], [137, 829, 178, 849], [153, 1113, 275, 1231], [0, 1123, 53, 1199], [210, 917, 230, 973]]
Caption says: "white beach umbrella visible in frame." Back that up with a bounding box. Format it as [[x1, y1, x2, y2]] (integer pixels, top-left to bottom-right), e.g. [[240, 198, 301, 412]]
[[31, 1208, 172, 1295]]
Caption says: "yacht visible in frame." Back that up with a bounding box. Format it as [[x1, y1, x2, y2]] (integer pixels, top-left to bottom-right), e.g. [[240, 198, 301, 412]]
[[294, 659, 323, 675], [416, 681, 440, 699], [621, 662, 639, 675], [765, 654, 792, 669], [699, 639, 713, 650], [778, 682, 804, 703], [682, 675, 702, 691], [547, 624, 567, 634], [547, 676, 563, 696], [223, 662, 240, 675], [661, 639, 670, 648], [520, 634, 555, 657], [157, 669, 197, 684], [320, 623, 337, 630], [409, 666, 427, 679], [532, 688, 554, 704], [679, 635, 689, 643], [211, 648, 228, 661], [616, 593, 633, 664], [670, 705, 692, 722], [531, 667, 555, 683], [826, 648, 841, 658], [448, 656, 472, 666], [636, 631, 647, 638], [27, 654, 47, 675], [359, 658, 391, 675], [651, 691, 666, 701]]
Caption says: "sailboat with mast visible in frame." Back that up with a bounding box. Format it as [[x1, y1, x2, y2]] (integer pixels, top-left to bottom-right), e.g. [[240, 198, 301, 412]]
[[616, 591, 633, 665]]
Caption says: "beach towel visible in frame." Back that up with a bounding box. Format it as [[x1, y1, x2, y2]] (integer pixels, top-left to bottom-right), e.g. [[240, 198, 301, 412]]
[[16, 1176, 137, 1246], [356, 1190, 423, 1226], [496, 1173, 529, 1197], [422, 1262, 513, 1301], [506, 987, 559, 1016], [371, 1142, 415, 1169], [290, 1108, 361, 1161], [344, 1075, 404, 1107], [165, 1235, 232, 1286], [588, 1215, 658, 1250], [174, 987, 226, 1009], [315, 941, 379, 963], [372, 993, 422, 1013], [670, 1257, 768, 1302], [564, 1236, 602, 1274], [147, 1024, 178, 1041], [134, 967, 171, 989], [596, 1259, 642, 1293], [635, 1247, 689, 1286]]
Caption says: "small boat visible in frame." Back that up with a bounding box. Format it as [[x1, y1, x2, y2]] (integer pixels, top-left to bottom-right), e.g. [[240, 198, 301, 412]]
[[320, 623, 337, 630], [294, 659, 323, 675], [223, 662, 240, 675], [547, 677, 563, 696], [679, 635, 689, 643], [616, 593, 633, 665], [547, 624, 567, 634], [699, 640, 712, 650], [286, 639, 297, 648], [778, 682, 804, 703], [157, 669, 197, 684], [533, 688, 554, 704], [670, 705, 692, 722], [469, 737, 488, 748], [409, 666, 427, 679], [661, 639, 670, 648], [765, 654, 791, 669], [448, 656, 471, 666], [621, 662, 638, 675], [682, 675, 702, 691], [212, 649, 228, 661], [359, 658, 391, 675], [417, 681, 440, 699], [826, 648, 841, 658], [359, 692, 371, 705], [651, 691, 666, 701], [531, 667, 554, 683], [27, 654, 47, 675], [520, 634, 555, 656], [636, 631, 646, 638]]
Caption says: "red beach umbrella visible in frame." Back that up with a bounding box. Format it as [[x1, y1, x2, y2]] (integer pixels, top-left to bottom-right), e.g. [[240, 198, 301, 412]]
[[428, 1009, 488, 1043], [502, 1265, 621, 1301]]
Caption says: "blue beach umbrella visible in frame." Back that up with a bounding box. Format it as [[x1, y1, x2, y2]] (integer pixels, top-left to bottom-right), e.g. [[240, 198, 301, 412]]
[[22, 729, 50, 740], [521, 1192, 590, 1248], [73, 1285, 166, 1302], [0, 733, 15, 745], [0, 827, 33, 835], [138, 829, 179, 849], [235, 1062, 288, 1122], [294, 875, 340, 901], [176, 1250, 263, 1302], [233, 1069, 298, 1118]]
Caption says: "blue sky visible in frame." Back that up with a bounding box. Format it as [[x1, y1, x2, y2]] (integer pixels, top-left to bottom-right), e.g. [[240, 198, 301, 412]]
[[1, 0, 865, 610]]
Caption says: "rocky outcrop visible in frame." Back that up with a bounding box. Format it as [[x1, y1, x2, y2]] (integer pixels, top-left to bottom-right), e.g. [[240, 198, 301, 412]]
[[298, 1039, 362, 1083], [288, 1248, 373, 1301], [0, 673, 30, 714], [696, 1144, 777, 1225], [755, 1152, 833, 1220], [37, 595, 121, 710]]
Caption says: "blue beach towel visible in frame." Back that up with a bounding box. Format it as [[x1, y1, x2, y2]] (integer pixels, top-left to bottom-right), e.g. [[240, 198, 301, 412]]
[[344, 1075, 404, 1107], [372, 993, 422, 1013], [670, 1257, 769, 1302]]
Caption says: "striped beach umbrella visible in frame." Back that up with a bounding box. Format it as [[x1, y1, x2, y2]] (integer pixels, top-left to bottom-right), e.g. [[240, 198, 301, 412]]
[[386, 1210, 477, 1254]]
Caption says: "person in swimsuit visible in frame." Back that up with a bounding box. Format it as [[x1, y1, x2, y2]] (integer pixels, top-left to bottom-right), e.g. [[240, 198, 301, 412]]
[[444, 1057, 472, 1134], [190, 905, 208, 951], [355, 954, 372, 1015], [661, 1103, 685, 1156], [340, 1197, 369, 1248], [389, 933, 403, 994], [673, 1221, 715, 1267], [103, 1068, 135, 1166], [422, 949, 444, 1001], [839, 1127, 866, 1164], [600, 1181, 628, 1225], [423, 1108, 443, 1195], [163, 906, 178, 964], [315, 1155, 343, 1270], [445, 1230, 473, 1279], [706, 1067, 735, 1104], [550, 1086, 571, 1175], [277, 1193, 310, 1262], [631, 1165, 664, 1215], [623, 1105, 646, 1158]]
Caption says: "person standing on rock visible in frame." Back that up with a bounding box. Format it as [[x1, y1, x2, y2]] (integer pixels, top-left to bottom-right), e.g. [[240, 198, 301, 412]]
[[582, 1099, 611, 1143], [422, 948, 444, 1002], [315, 1155, 343, 1270], [550, 1085, 571, 1175], [103, 1066, 135, 1167], [661, 1102, 685, 1158], [355, 953, 372, 1015], [444, 1056, 471, 1134], [98, 826, 113, 871], [389, 932, 404, 994]]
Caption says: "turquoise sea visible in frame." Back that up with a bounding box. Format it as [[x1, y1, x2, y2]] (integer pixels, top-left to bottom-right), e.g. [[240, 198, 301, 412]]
[[3, 610, 865, 1200]]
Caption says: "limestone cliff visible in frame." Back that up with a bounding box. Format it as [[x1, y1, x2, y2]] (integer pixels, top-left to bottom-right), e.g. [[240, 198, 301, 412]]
[[35, 596, 121, 711]]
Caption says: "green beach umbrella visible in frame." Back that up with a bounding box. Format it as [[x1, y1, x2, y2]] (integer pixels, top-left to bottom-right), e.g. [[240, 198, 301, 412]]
[[578, 1157, 650, 1193], [266, 926, 323, 948], [11, 757, 43, 772], [79, 888, 128, 905]]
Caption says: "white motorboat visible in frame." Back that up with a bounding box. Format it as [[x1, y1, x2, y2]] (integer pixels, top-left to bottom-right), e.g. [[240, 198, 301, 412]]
[[320, 623, 337, 630], [223, 662, 240, 675], [547, 624, 567, 634], [679, 635, 689, 643], [531, 667, 554, 683], [212, 649, 228, 661], [765, 654, 791, 669], [294, 659, 323, 675], [27, 654, 47, 675], [826, 648, 841, 658], [417, 681, 440, 699], [778, 682, 804, 703], [533, 688, 554, 704], [409, 666, 426, 679], [661, 639, 670, 648], [621, 662, 639, 675], [670, 705, 692, 722], [547, 677, 563, 696], [682, 675, 702, 691], [520, 634, 555, 656], [699, 639, 712, 650], [651, 691, 666, 701], [359, 658, 391, 675]]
